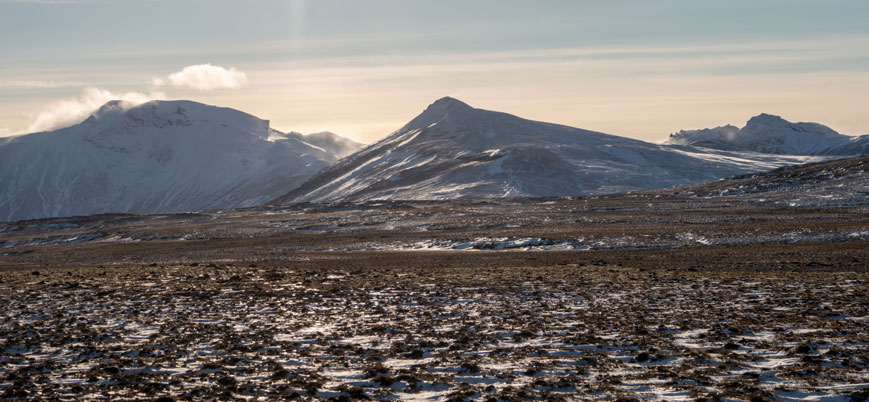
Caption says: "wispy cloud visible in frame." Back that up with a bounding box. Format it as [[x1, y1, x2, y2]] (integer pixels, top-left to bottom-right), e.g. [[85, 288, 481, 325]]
[[24, 87, 163, 133], [0, 80, 86, 88], [0, 0, 101, 3], [3, 63, 246, 135], [154, 64, 248, 91]]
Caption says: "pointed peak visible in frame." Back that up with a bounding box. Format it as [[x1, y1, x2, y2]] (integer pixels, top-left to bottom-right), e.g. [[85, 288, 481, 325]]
[[423, 96, 473, 115], [400, 97, 476, 131], [432, 96, 471, 107]]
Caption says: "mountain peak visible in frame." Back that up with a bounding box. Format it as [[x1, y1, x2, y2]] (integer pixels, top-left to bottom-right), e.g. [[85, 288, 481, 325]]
[[85, 99, 272, 140], [92, 99, 141, 119], [742, 113, 841, 138], [745, 113, 786, 127], [0, 100, 350, 221], [666, 112, 854, 155], [272, 98, 833, 205], [423, 96, 473, 115], [432, 96, 471, 106], [398, 97, 474, 131]]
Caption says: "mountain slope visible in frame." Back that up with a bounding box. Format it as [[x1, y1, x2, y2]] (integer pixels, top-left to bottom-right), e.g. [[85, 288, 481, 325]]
[[272, 97, 822, 204], [665, 113, 868, 155], [294, 131, 365, 158], [267, 130, 365, 159], [673, 156, 869, 207], [0, 100, 350, 222]]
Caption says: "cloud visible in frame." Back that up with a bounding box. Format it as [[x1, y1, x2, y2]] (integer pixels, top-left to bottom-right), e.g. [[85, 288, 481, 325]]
[[159, 64, 248, 91], [24, 87, 163, 133], [0, 80, 86, 88], [0, 0, 101, 3], [6, 63, 244, 135]]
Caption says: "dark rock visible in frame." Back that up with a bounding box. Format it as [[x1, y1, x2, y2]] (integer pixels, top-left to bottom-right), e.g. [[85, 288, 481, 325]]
[[793, 343, 812, 354], [404, 349, 424, 359]]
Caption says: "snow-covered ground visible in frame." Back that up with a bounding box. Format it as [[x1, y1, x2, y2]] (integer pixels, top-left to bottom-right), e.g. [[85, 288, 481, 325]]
[[3, 156, 867, 254], [0, 158, 866, 400], [0, 264, 865, 400]]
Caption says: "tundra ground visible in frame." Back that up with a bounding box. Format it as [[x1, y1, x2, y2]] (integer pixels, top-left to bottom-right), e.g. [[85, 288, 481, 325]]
[[1, 192, 867, 401]]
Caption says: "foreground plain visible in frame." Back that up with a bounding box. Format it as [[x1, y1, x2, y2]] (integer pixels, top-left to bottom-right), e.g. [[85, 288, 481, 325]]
[[1, 158, 868, 401]]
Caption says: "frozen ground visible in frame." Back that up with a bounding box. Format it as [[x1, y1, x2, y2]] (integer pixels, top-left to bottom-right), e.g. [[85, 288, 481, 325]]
[[0, 264, 866, 401], [0, 157, 867, 401], [3, 158, 866, 257]]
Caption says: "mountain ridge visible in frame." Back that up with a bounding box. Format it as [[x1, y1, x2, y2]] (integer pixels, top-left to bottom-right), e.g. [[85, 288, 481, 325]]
[[0, 100, 358, 222], [666, 113, 868, 155], [271, 97, 825, 204]]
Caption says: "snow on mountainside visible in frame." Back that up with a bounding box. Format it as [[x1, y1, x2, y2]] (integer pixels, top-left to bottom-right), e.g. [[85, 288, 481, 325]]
[[272, 97, 824, 204], [666, 113, 869, 155], [0, 100, 352, 222], [677, 156, 869, 208], [269, 130, 365, 158]]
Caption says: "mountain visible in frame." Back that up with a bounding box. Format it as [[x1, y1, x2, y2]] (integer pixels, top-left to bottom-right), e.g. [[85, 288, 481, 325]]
[[665, 113, 869, 155], [272, 97, 822, 204], [293, 131, 365, 158], [0, 100, 354, 222], [675, 156, 869, 208], [819, 135, 869, 156], [267, 130, 365, 159]]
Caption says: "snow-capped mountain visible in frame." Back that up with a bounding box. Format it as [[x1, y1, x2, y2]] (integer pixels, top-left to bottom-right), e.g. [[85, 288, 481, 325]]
[[290, 131, 365, 158], [0, 100, 356, 222], [665, 113, 869, 155], [272, 97, 822, 203]]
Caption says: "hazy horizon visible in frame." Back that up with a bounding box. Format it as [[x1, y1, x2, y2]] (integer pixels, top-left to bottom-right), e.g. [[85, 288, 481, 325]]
[[2, 0, 868, 143]]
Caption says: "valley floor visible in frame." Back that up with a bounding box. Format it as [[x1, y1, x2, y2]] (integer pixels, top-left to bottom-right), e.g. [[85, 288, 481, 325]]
[[0, 192, 867, 401]]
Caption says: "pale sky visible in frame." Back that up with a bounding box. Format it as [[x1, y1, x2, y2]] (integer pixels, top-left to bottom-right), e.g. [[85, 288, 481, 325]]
[[1, 0, 868, 143]]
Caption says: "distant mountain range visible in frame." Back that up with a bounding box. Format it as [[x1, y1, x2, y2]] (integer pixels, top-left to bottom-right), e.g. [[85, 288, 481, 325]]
[[665, 113, 869, 155], [1, 97, 865, 222], [271, 97, 836, 204], [0, 100, 362, 222]]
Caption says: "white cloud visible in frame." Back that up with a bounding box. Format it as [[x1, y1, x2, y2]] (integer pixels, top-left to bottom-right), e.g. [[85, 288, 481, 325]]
[[5, 63, 244, 135], [162, 64, 248, 91], [24, 87, 163, 133]]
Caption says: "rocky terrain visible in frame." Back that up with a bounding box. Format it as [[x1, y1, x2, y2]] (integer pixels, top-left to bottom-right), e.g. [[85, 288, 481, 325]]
[[1, 261, 866, 401], [1, 158, 867, 401]]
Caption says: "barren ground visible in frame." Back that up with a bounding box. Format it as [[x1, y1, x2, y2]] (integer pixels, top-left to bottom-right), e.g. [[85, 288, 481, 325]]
[[1, 192, 867, 401]]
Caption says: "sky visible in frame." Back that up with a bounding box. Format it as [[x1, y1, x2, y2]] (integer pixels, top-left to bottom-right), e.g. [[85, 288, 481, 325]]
[[1, 0, 868, 143]]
